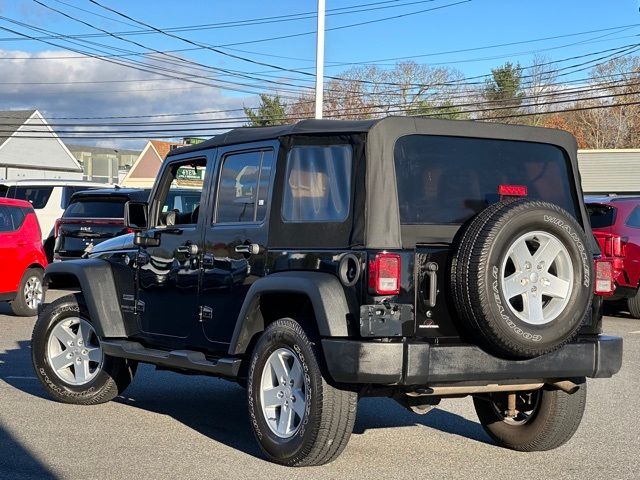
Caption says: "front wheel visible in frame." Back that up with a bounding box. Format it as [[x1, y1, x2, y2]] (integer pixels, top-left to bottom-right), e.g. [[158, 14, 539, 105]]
[[32, 293, 137, 405], [473, 381, 587, 451], [247, 318, 358, 466]]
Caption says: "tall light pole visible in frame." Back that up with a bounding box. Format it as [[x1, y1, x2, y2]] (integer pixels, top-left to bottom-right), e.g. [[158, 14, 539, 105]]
[[314, 0, 325, 119]]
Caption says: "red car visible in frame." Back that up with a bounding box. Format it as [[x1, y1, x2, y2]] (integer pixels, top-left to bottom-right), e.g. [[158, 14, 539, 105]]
[[0, 198, 48, 316], [587, 196, 640, 318]]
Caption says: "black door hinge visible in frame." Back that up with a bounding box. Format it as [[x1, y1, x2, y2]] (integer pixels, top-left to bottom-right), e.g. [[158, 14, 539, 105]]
[[199, 306, 213, 322]]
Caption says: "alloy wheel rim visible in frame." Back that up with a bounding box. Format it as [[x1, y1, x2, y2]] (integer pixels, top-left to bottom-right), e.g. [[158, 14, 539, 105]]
[[260, 347, 307, 439], [46, 317, 103, 386], [500, 231, 574, 326], [24, 276, 43, 311]]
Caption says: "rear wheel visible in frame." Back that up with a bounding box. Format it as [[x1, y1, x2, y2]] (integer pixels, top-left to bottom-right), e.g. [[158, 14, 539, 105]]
[[10, 268, 44, 317], [473, 381, 587, 451], [627, 288, 640, 319], [32, 294, 137, 405], [247, 318, 358, 466]]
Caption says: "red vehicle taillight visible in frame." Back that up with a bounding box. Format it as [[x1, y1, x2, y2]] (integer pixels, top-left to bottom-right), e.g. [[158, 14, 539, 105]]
[[594, 259, 615, 296], [368, 253, 401, 295], [601, 234, 627, 258]]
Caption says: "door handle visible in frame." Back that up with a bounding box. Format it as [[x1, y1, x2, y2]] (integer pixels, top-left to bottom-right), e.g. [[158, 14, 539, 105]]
[[177, 243, 199, 256], [235, 244, 260, 255], [425, 262, 438, 308]]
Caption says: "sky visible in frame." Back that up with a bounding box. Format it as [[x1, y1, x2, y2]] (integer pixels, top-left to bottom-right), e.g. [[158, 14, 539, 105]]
[[1, 0, 640, 149]]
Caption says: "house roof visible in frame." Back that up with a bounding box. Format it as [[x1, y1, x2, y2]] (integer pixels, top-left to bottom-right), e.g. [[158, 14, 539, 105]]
[[0, 109, 36, 148], [66, 144, 141, 157], [149, 140, 183, 160]]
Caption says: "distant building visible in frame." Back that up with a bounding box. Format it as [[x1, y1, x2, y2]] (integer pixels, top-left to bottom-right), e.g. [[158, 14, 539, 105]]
[[578, 149, 640, 195], [0, 110, 83, 180], [121, 140, 184, 188], [66, 144, 140, 184]]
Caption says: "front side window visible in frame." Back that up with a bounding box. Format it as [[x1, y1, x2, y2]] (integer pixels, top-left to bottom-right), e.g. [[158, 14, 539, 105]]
[[282, 145, 352, 223], [216, 149, 274, 224], [10, 186, 54, 209], [0, 205, 26, 233], [156, 159, 207, 227]]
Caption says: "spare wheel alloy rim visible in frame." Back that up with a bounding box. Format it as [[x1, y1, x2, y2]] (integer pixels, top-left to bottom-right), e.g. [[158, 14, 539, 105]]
[[46, 317, 104, 386], [500, 230, 574, 326], [260, 347, 307, 439]]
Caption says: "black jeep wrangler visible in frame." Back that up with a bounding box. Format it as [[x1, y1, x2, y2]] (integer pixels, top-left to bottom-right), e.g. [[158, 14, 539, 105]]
[[32, 117, 622, 466]]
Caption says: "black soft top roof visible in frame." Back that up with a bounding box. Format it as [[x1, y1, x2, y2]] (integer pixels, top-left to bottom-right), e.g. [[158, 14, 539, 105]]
[[168, 119, 380, 156], [167, 116, 589, 250]]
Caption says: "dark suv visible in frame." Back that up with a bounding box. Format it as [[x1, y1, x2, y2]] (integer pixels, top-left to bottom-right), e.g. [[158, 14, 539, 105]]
[[32, 117, 622, 467], [54, 188, 150, 261]]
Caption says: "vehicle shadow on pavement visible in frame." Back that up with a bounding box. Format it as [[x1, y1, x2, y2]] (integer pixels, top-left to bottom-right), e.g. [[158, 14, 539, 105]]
[[0, 424, 59, 479], [1, 340, 491, 462]]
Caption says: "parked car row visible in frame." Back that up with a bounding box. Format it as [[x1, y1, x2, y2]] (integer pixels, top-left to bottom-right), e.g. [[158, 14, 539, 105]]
[[0, 180, 107, 260]]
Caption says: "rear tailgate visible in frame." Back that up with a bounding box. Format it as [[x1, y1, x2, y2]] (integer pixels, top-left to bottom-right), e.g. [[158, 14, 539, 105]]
[[56, 197, 129, 258], [56, 218, 128, 257], [393, 135, 587, 339]]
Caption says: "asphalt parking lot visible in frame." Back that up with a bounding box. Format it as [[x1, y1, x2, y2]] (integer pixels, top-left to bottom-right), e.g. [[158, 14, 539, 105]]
[[1, 292, 639, 480]]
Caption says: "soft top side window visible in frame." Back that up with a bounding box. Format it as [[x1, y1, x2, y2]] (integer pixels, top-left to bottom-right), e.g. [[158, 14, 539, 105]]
[[281, 145, 352, 223]]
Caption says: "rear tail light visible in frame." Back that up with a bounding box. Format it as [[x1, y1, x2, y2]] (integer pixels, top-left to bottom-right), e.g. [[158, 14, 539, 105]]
[[368, 253, 401, 295], [594, 259, 614, 296], [601, 234, 627, 258]]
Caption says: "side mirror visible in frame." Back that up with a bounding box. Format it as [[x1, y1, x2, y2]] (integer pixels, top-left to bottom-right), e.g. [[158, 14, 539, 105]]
[[124, 201, 148, 230]]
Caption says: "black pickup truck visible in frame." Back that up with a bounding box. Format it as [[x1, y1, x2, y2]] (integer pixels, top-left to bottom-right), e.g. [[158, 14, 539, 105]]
[[32, 117, 622, 466]]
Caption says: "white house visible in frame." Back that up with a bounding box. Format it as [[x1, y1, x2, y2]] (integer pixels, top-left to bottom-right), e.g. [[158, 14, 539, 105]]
[[0, 109, 83, 180]]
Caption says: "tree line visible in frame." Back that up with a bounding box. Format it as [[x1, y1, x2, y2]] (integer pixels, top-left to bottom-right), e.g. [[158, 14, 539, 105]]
[[244, 55, 640, 149]]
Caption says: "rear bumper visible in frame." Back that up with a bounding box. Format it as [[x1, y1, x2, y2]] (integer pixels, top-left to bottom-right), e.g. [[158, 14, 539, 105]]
[[606, 285, 637, 301], [321, 335, 623, 385]]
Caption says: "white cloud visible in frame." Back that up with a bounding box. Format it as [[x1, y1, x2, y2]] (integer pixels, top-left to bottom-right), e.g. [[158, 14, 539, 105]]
[[0, 48, 254, 149]]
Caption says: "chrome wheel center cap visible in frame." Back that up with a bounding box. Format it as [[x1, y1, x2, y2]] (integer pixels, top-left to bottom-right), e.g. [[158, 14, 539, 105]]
[[529, 272, 539, 283]]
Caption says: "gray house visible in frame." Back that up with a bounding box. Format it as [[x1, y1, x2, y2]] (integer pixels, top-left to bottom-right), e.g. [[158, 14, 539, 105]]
[[0, 110, 82, 180]]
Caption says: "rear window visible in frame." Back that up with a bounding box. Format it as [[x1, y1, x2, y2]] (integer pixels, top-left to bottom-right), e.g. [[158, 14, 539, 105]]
[[587, 203, 617, 228], [0, 185, 8, 197], [64, 199, 126, 218], [394, 135, 578, 224], [8, 186, 54, 209], [62, 186, 101, 208], [0, 205, 27, 232]]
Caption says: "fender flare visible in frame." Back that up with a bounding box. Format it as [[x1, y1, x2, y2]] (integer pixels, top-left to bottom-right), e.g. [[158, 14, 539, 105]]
[[44, 259, 129, 338], [228, 271, 355, 355]]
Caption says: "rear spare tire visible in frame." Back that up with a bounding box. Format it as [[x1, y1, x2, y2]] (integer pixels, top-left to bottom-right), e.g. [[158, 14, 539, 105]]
[[452, 200, 593, 358]]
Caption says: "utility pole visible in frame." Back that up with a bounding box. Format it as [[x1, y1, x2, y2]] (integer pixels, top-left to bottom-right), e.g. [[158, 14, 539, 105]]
[[315, 0, 325, 119]]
